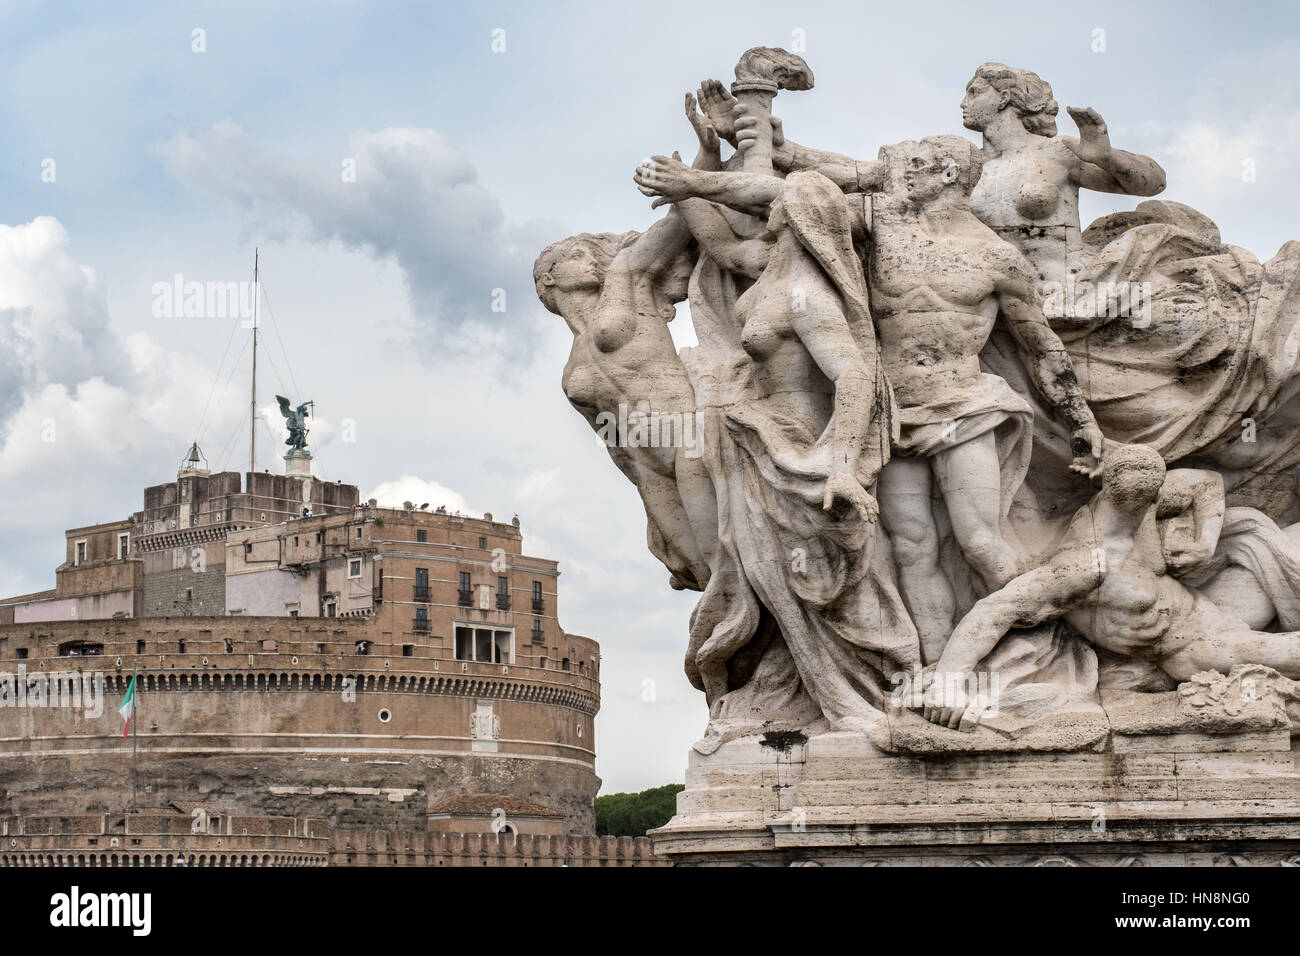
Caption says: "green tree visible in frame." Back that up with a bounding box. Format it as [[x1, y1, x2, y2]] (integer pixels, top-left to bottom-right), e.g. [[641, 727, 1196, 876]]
[[595, 783, 684, 836]]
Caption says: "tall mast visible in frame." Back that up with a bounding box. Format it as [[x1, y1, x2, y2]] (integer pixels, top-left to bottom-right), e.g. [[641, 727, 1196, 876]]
[[249, 248, 259, 475], [131, 661, 138, 813]]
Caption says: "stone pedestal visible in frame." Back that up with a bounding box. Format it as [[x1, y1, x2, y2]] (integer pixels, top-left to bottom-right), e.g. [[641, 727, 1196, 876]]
[[285, 449, 313, 477], [650, 727, 1300, 866]]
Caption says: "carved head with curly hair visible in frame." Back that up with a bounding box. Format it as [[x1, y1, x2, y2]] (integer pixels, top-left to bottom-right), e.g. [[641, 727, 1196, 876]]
[[961, 62, 1059, 138], [533, 230, 692, 328]]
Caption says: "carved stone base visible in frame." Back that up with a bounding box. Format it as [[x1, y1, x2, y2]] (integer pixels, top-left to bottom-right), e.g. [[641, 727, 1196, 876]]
[[285, 448, 313, 477], [649, 728, 1300, 866]]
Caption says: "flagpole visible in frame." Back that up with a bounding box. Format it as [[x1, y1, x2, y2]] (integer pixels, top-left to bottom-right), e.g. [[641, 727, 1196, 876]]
[[131, 662, 138, 814]]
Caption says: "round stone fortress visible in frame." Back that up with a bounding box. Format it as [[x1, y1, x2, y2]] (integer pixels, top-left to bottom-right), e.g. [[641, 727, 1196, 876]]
[[0, 458, 602, 839], [0, 618, 599, 833]]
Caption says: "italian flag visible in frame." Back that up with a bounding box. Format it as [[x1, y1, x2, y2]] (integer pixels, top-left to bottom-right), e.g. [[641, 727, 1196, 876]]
[[119, 675, 137, 741]]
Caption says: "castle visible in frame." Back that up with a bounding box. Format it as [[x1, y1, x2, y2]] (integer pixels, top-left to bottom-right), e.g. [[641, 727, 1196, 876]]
[[0, 446, 642, 865]]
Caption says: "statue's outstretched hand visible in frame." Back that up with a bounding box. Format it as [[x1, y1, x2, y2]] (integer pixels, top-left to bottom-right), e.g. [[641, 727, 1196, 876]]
[[635, 153, 697, 208], [822, 471, 879, 523], [1069, 425, 1106, 478], [1066, 106, 1112, 165], [697, 79, 738, 144], [922, 676, 969, 730], [684, 92, 720, 156]]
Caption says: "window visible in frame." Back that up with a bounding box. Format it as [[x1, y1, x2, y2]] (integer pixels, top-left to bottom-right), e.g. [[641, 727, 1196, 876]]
[[454, 626, 513, 663], [136, 640, 146, 654], [293, 536, 299, 548], [478, 536, 486, 549], [414, 607, 429, 633], [532, 581, 543, 613], [326, 602, 337, 618], [224, 639, 233, 653], [416, 530, 427, 543], [562, 658, 570, 672], [531, 620, 544, 643], [458, 571, 472, 607], [414, 568, 429, 603], [356, 527, 362, 540], [316, 533, 321, 544], [177, 640, 186, 654], [244, 543, 252, 556], [289, 610, 299, 618], [496, 576, 510, 610], [74, 540, 86, 565], [348, 559, 362, 578], [402, 644, 414, 657], [58, 640, 104, 657], [118, 533, 130, 560]]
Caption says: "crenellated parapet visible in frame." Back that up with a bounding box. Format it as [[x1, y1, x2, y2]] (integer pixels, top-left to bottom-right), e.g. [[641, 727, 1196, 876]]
[[0, 617, 601, 835], [330, 829, 665, 867]]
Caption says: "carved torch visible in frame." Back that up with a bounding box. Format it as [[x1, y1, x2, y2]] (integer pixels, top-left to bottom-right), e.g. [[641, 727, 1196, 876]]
[[730, 47, 814, 177]]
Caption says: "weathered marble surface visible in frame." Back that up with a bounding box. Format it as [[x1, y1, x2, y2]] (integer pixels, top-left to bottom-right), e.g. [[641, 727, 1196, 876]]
[[651, 712, 1300, 865], [536, 50, 1300, 860]]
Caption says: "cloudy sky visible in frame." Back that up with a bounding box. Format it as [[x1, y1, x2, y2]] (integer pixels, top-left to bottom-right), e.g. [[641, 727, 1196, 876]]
[[1, 0, 1297, 793]]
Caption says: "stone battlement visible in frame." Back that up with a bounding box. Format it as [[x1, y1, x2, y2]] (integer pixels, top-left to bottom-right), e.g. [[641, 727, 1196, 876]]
[[0, 617, 599, 710], [0, 811, 331, 866], [0, 814, 665, 866], [330, 829, 664, 867]]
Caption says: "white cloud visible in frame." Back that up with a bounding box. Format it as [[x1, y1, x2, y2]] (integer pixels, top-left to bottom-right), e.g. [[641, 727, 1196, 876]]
[[0, 220, 231, 483], [0, 217, 126, 417], [1149, 101, 1300, 255], [1160, 121, 1266, 202], [365, 475, 471, 514], [155, 122, 537, 343]]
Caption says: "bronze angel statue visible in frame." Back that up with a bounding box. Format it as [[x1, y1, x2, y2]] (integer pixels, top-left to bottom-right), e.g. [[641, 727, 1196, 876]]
[[276, 395, 313, 451]]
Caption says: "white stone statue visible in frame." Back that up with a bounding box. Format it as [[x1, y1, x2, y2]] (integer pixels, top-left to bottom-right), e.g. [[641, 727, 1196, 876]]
[[536, 47, 1300, 752]]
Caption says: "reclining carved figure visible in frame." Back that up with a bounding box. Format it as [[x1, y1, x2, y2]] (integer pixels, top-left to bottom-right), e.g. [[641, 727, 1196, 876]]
[[920, 443, 1300, 728]]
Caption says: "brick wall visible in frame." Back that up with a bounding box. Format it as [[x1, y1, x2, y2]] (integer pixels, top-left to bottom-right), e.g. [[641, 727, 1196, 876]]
[[142, 566, 226, 617]]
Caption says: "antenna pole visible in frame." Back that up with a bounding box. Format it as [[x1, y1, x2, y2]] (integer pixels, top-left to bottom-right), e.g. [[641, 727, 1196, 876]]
[[131, 662, 138, 814], [249, 248, 259, 475]]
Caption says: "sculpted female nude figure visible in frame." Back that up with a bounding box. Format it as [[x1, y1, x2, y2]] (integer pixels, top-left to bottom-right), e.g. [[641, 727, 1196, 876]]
[[959, 62, 1166, 285], [535, 95, 765, 592], [634, 128, 921, 730], [958, 63, 1300, 509]]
